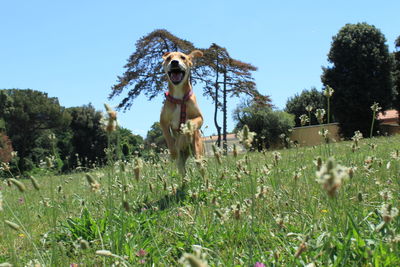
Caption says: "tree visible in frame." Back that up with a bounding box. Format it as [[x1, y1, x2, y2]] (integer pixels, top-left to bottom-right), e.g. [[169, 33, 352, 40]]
[[67, 104, 108, 169], [321, 23, 393, 137], [117, 127, 144, 159], [393, 36, 400, 122], [144, 122, 166, 151], [285, 88, 326, 127], [0, 89, 71, 172], [233, 100, 294, 150], [202, 44, 271, 152], [109, 29, 269, 151], [109, 29, 210, 111]]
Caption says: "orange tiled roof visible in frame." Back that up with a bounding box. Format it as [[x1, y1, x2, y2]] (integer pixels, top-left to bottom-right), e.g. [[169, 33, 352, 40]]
[[378, 109, 398, 120]]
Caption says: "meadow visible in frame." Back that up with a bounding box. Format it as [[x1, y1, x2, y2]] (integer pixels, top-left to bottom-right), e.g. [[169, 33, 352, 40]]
[[0, 133, 399, 266]]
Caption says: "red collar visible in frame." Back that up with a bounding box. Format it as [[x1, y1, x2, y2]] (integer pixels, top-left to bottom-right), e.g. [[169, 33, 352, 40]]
[[165, 90, 193, 127]]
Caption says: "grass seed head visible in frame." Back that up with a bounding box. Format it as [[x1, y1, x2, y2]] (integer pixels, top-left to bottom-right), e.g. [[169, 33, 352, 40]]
[[96, 250, 113, 257], [9, 178, 26, 193], [299, 114, 310, 126], [315, 109, 326, 124], [237, 125, 256, 150], [4, 220, 21, 231], [80, 239, 90, 250], [380, 203, 399, 223], [370, 102, 382, 113], [233, 144, 238, 157], [29, 176, 40, 190], [323, 85, 334, 97], [316, 157, 349, 197], [133, 158, 143, 181]]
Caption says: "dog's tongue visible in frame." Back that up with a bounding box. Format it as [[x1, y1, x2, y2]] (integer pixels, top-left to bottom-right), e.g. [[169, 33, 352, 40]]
[[171, 72, 183, 83]]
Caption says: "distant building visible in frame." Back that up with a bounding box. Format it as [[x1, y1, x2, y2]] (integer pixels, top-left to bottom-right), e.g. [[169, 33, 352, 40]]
[[378, 109, 400, 135], [378, 109, 399, 125], [201, 133, 246, 156]]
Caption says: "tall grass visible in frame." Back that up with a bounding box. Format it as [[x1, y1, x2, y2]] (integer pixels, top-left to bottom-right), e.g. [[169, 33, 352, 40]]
[[0, 133, 399, 266]]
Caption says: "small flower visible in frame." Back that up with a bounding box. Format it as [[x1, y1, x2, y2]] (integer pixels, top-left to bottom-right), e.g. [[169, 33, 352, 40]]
[[379, 189, 393, 201], [318, 128, 329, 139], [315, 109, 326, 124], [316, 157, 349, 197], [254, 262, 266, 267], [103, 104, 118, 133], [85, 174, 101, 192], [237, 125, 256, 150], [305, 105, 313, 112], [136, 249, 148, 257], [323, 85, 334, 97], [371, 102, 382, 113], [390, 150, 400, 160], [272, 151, 281, 165], [380, 204, 399, 223], [180, 121, 195, 136], [299, 114, 309, 126]]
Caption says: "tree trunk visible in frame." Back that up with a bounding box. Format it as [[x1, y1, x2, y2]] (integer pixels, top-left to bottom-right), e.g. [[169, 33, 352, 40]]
[[214, 55, 221, 147], [222, 68, 227, 155]]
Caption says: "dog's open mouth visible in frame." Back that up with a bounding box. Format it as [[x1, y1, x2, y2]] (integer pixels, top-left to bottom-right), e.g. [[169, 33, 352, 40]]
[[168, 69, 185, 84]]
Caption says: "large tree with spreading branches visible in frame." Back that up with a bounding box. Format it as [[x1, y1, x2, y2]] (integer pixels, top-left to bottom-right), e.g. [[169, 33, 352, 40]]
[[202, 43, 270, 151], [109, 29, 269, 147]]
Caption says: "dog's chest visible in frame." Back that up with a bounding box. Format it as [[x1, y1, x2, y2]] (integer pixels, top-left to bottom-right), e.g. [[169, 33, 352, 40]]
[[170, 104, 182, 130]]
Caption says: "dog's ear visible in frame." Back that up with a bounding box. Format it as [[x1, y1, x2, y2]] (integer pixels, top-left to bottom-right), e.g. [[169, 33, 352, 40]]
[[162, 52, 171, 60], [189, 50, 203, 59]]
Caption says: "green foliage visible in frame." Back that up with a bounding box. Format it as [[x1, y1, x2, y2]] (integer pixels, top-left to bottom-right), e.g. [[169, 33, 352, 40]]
[[144, 122, 166, 151], [115, 126, 144, 159], [1, 134, 400, 266], [321, 23, 393, 137], [393, 36, 400, 121], [0, 89, 71, 172], [234, 100, 294, 149], [67, 104, 108, 169], [285, 87, 327, 127], [55, 208, 107, 243]]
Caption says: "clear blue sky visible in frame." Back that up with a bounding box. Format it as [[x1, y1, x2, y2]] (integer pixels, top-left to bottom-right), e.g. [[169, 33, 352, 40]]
[[1, 0, 399, 137]]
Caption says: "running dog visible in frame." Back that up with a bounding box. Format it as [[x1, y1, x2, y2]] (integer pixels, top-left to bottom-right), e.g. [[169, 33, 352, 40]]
[[160, 50, 204, 176]]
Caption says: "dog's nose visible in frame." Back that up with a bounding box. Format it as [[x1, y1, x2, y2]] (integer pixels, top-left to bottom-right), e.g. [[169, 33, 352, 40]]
[[171, 60, 179, 67]]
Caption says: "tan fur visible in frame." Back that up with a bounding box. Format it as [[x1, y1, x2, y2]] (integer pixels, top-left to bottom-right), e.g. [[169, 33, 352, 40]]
[[160, 50, 204, 176]]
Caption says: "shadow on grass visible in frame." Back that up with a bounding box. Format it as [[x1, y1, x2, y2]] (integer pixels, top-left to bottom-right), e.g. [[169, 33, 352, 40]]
[[136, 185, 188, 212]]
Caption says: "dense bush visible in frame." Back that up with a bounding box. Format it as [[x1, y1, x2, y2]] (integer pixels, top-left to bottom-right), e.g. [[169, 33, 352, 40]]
[[285, 88, 327, 127], [234, 101, 294, 150]]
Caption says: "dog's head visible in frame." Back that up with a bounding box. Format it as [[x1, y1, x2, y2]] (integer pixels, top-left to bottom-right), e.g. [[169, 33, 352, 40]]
[[162, 50, 203, 85]]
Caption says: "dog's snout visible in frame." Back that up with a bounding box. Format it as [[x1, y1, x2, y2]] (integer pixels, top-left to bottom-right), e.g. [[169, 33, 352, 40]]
[[171, 60, 179, 67]]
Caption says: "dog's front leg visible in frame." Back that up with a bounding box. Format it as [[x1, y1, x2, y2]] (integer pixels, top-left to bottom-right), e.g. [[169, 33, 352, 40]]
[[188, 115, 204, 158], [160, 120, 177, 159]]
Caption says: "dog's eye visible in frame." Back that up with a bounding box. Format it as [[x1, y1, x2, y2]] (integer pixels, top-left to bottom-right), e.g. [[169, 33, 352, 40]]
[[180, 56, 186, 60], [166, 56, 171, 61]]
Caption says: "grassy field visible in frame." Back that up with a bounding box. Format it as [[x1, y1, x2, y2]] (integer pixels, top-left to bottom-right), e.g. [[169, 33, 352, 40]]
[[0, 134, 399, 266]]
